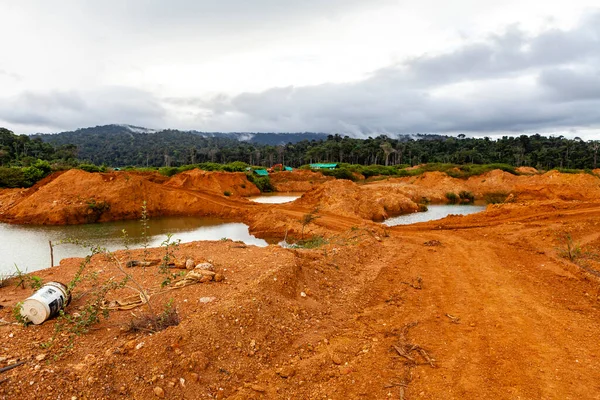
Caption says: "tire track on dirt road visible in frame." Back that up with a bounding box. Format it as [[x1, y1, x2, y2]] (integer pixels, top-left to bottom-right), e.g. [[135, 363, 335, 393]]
[[381, 229, 600, 399]]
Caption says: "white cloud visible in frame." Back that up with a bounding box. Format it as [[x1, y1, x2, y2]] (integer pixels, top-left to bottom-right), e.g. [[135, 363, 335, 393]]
[[0, 0, 599, 139]]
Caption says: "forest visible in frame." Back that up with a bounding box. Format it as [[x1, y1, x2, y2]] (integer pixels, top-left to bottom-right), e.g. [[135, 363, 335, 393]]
[[35, 125, 599, 170], [1, 125, 599, 188]]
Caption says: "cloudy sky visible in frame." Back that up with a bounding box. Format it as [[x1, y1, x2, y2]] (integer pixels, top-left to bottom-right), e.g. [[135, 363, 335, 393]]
[[1, 1, 599, 139]]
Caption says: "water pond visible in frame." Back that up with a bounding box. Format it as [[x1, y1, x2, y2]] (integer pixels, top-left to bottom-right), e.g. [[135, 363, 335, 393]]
[[0, 217, 267, 276], [248, 192, 302, 204], [383, 205, 486, 226]]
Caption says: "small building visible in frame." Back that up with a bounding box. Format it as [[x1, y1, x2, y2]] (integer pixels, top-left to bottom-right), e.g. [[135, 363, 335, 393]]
[[253, 169, 269, 176], [309, 163, 338, 170]]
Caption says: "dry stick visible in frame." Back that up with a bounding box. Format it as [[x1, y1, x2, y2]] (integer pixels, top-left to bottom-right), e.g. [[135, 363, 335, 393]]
[[107, 253, 155, 322], [0, 361, 26, 374], [392, 345, 415, 362], [49, 240, 54, 268]]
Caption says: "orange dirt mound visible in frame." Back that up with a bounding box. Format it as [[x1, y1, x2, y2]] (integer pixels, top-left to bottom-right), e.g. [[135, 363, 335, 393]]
[[516, 166, 538, 175], [269, 170, 333, 192], [165, 170, 260, 197], [296, 179, 419, 221], [0, 169, 253, 225]]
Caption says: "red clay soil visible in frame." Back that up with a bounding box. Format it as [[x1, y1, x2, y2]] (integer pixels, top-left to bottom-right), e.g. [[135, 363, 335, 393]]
[[269, 170, 334, 192], [1, 169, 600, 399]]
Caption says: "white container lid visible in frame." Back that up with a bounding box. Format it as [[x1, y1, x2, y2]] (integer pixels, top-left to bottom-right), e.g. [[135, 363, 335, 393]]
[[21, 298, 49, 325]]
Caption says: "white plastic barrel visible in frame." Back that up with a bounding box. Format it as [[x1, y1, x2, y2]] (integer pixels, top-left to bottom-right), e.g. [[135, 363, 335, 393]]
[[20, 282, 71, 325]]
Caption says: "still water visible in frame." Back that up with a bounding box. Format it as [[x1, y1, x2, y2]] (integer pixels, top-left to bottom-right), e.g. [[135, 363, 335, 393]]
[[0, 217, 267, 275], [383, 205, 486, 226], [248, 193, 302, 204]]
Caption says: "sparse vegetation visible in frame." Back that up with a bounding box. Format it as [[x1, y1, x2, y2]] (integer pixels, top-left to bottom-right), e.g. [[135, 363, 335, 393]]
[[445, 192, 459, 204], [300, 207, 321, 239], [459, 190, 475, 204], [126, 299, 180, 333]]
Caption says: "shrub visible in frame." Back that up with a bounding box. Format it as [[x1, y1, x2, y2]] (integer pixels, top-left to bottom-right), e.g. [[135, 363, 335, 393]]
[[158, 167, 179, 177], [445, 192, 459, 204], [321, 168, 357, 181], [0, 167, 26, 188], [78, 163, 102, 173], [246, 173, 274, 192], [23, 159, 52, 186], [458, 190, 475, 203], [223, 190, 232, 196]]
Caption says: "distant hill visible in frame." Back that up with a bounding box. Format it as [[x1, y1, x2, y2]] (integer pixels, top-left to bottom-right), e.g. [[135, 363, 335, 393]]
[[36, 124, 329, 145], [33, 124, 330, 166]]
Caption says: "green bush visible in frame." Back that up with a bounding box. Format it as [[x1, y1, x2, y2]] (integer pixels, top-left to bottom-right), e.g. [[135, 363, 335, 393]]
[[458, 190, 475, 203], [0, 167, 26, 188], [445, 192, 459, 204], [321, 168, 357, 181], [78, 163, 103, 173], [22, 160, 52, 187], [246, 173, 274, 192], [223, 190, 231, 196], [158, 167, 179, 177]]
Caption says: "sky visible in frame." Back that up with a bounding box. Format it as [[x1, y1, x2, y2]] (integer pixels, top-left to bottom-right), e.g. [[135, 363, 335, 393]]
[[0, 0, 599, 140]]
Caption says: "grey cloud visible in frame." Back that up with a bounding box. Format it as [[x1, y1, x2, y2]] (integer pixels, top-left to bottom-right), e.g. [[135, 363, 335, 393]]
[[0, 87, 166, 132], [539, 67, 600, 101], [178, 11, 600, 137]]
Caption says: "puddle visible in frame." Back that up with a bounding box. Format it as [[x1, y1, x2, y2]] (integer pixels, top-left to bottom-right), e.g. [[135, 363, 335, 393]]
[[383, 205, 486, 226], [248, 192, 302, 204], [0, 217, 267, 275]]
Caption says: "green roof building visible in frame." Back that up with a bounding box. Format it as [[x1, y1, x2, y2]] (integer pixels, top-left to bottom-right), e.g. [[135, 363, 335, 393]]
[[253, 169, 269, 176], [309, 163, 339, 170]]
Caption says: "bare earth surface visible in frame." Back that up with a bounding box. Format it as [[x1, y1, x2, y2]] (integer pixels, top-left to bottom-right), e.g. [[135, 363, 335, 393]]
[[0, 169, 599, 399]]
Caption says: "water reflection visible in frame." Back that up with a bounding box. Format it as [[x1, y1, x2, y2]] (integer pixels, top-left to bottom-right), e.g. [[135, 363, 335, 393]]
[[383, 205, 486, 226], [0, 217, 267, 275], [248, 193, 302, 204]]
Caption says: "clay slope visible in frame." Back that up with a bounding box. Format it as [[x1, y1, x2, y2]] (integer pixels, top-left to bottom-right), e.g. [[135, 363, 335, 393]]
[[165, 170, 260, 197], [296, 179, 419, 221], [0, 170, 255, 225], [372, 169, 600, 202], [269, 170, 333, 192]]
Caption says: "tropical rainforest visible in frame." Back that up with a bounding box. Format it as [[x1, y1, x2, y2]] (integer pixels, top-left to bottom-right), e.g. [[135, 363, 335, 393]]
[[1, 124, 598, 188]]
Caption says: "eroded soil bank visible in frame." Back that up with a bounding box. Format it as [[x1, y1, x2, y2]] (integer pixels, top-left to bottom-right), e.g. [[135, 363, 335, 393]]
[[0, 169, 599, 399]]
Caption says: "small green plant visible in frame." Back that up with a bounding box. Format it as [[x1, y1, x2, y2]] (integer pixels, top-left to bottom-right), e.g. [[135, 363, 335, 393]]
[[458, 190, 475, 204], [300, 207, 321, 240], [126, 299, 180, 333], [298, 236, 328, 249], [223, 190, 232, 197], [159, 233, 181, 287], [556, 233, 582, 261], [12, 302, 30, 326], [445, 192, 459, 204], [28, 275, 44, 290], [12, 264, 44, 290], [140, 201, 150, 261]]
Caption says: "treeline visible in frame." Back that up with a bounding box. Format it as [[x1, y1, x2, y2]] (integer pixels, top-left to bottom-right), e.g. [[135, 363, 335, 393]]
[[37, 127, 599, 170], [0, 128, 79, 188], [2, 124, 600, 188]]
